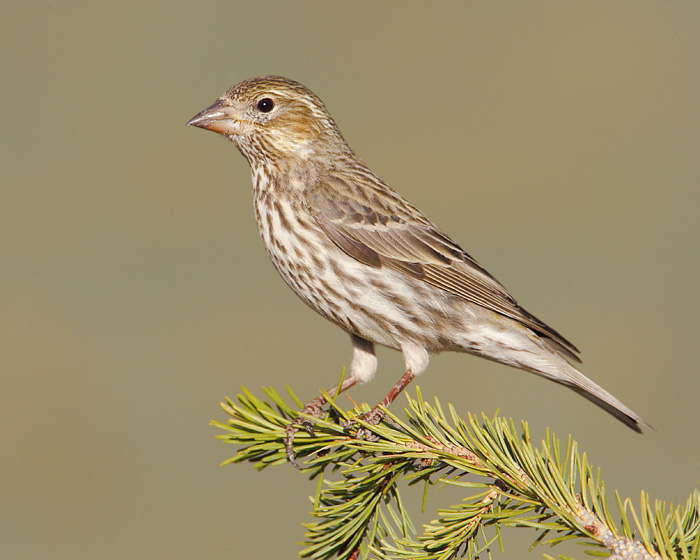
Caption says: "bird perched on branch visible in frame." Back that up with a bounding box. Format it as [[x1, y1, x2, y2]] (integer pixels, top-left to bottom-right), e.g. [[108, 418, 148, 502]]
[[188, 76, 649, 466]]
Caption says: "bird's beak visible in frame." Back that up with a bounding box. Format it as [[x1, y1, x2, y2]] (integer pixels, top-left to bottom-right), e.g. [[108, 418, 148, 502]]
[[187, 99, 240, 136]]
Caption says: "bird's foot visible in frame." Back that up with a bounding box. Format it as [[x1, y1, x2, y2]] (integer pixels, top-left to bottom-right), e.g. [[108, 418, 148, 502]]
[[285, 401, 325, 469], [344, 405, 400, 441], [285, 378, 359, 469], [355, 410, 382, 442], [347, 368, 415, 440]]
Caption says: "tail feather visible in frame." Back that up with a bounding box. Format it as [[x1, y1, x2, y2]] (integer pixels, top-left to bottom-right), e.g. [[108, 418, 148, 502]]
[[461, 312, 651, 432], [569, 384, 644, 433], [538, 359, 651, 433]]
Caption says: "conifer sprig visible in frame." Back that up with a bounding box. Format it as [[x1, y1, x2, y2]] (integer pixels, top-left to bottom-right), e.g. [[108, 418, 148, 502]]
[[212, 386, 699, 560]]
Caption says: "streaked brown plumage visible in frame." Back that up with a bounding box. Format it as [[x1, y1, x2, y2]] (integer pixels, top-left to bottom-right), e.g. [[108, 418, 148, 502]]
[[188, 76, 649, 465]]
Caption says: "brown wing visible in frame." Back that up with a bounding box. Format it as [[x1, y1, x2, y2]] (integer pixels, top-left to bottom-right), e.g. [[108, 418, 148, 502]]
[[306, 174, 580, 361]]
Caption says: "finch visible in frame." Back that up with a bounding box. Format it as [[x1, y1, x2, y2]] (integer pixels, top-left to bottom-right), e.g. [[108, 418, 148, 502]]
[[188, 76, 648, 464]]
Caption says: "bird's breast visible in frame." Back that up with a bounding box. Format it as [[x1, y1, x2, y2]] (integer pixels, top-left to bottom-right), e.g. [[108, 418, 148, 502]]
[[252, 172, 344, 320], [250, 171, 468, 351]]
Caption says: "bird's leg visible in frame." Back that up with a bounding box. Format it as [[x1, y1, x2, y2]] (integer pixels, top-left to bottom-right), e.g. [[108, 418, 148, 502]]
[[355, 368, 416, 440], [285, 376, 358, 468], [286, 336, 375, 468]]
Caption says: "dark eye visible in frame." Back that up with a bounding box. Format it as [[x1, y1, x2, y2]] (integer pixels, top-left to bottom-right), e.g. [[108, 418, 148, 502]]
[[257, 98, 274, 113]]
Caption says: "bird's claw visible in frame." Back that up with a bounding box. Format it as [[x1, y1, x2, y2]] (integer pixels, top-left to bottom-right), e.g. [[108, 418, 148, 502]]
[[285, 403, 325, 469], [355, 425, 380, 442], [344, 406, 391, 442]]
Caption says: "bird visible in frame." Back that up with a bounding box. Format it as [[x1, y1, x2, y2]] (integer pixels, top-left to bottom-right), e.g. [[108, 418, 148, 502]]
[[187, 75, 649, 465]]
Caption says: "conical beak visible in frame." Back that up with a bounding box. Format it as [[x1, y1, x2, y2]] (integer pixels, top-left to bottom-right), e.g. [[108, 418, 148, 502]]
[[187, 99, 240, 136]]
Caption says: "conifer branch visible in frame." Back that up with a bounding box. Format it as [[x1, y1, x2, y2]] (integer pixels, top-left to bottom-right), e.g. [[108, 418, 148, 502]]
[[212, 385, 699, 560]]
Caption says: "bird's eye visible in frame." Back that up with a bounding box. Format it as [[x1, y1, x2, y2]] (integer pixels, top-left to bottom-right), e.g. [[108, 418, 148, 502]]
[[257, 98, 275, 113]]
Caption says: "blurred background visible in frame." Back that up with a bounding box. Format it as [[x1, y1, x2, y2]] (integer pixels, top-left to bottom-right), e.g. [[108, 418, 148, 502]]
[[2, 2, 699, 559]]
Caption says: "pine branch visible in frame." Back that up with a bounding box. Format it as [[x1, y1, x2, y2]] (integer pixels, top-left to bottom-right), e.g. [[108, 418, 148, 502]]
[[212, 385, 700, 560]]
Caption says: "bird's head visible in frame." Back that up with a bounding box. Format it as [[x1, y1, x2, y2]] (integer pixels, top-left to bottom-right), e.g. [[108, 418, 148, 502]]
[[188, 76, 349, 168]]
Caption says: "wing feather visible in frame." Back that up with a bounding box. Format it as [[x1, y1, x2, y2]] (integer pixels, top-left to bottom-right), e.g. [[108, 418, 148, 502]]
[[306, 174, 579, 358]]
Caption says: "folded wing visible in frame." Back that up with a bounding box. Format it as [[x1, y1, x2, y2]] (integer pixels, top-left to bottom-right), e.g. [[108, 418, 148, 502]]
[[306, 174, 580, 362]]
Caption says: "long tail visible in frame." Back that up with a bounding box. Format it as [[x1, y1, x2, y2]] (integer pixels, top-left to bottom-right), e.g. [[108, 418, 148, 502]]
[[519, 343, 650, 433], [554, 362, 648, 432], [478, 322, 651, 432], [460, 310, 651, 431]]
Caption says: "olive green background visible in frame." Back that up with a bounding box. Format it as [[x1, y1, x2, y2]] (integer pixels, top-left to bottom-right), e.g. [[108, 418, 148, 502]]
[[2, 2, 699, 559]]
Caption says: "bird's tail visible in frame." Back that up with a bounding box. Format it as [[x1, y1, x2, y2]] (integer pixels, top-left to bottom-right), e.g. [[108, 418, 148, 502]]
[[459, 312, 650, 432], [523, 352, 651, 433]]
